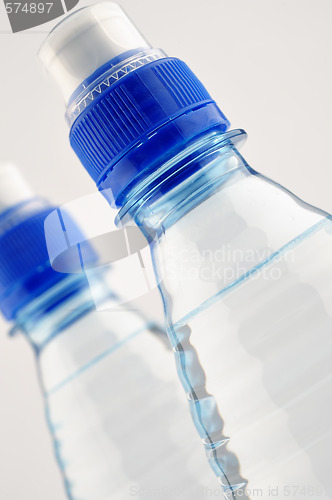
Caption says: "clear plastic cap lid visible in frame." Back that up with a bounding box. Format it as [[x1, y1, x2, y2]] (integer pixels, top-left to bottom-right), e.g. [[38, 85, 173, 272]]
[[0, 163, 34, 214], [39, 2, 151, 103]]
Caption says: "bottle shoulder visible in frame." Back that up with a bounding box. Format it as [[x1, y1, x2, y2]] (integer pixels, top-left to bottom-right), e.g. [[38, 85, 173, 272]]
[[12, 273, 108, 349], [154, 170, 331, 325], [164, 170, 327, 248]]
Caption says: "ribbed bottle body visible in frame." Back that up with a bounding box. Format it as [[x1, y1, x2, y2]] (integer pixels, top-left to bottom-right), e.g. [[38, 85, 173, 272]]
[[19, 278, 221, 500], [140, 143, 332, 498]]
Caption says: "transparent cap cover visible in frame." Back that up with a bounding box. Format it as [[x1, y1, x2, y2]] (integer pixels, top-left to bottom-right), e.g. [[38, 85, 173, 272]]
[[0, 164, 34, 213], [39, 2, 151, 102]]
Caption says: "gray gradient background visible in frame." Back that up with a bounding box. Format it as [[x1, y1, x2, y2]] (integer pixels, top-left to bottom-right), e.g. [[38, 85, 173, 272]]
[[0, 1, 332, 498]]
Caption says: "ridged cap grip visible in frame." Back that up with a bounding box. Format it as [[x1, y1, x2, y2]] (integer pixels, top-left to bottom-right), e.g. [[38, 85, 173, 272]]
[[70, 58, 228, 187]]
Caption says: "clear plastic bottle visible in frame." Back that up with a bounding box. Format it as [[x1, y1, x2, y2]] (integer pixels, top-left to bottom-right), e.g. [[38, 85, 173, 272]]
[[39, 4, 332, 499], [124, 132, 332, 499], [0, 164, 222, 500]]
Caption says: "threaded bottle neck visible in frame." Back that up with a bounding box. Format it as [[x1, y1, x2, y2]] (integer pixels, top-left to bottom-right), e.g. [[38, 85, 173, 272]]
[[115, 129, 248, 238]]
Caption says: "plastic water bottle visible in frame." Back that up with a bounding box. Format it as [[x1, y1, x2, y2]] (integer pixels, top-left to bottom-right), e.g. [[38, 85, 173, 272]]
[[0, 164, 222, 500], [39, 3, 332, 499]]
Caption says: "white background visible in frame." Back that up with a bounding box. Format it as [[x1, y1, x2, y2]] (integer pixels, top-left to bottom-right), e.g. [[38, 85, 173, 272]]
[[0, 1, 332, 498]]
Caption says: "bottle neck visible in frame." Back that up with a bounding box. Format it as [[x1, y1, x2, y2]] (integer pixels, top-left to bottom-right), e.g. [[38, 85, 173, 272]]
[[11, 272, 109, 352], [116, 129, 248, 239]]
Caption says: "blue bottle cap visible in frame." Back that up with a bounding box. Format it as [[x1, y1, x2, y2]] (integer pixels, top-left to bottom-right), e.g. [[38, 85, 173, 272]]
[[0, 165, 94, 320], [39, 3, 230, 206]]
